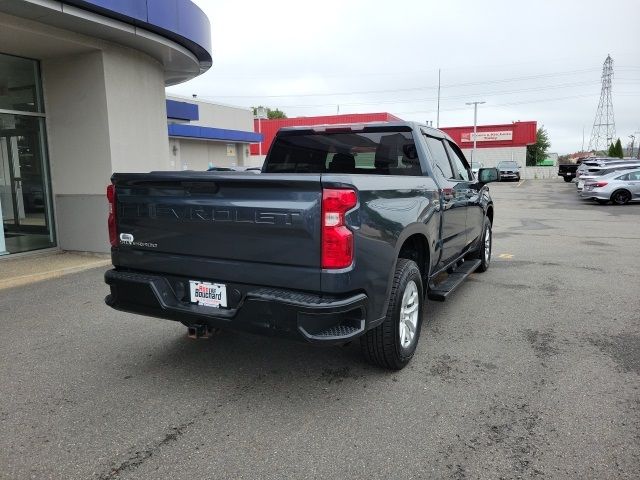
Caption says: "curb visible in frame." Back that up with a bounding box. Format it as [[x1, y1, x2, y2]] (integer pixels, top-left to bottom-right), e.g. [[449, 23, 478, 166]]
[[0, 260, 111, 291]]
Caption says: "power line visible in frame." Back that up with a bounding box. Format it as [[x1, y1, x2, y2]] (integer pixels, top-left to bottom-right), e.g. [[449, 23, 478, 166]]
[[392, 92, 639, 116], [248, 80, 603, 110], [206, 68, 609, 99]]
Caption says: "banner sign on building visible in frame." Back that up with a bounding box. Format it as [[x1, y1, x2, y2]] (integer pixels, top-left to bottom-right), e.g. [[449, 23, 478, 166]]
[[461, 131, 513, 142]]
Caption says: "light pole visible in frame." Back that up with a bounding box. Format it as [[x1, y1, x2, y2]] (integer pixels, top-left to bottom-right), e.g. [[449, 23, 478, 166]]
[[255, 106, 268, 156], [465, 101, 486, 163], [629, 134, 635, 158]]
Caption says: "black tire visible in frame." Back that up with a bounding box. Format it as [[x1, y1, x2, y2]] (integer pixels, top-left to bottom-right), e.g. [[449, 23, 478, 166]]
[[596, 199, 609, 205], [468, 217, 492, 272], [563, 176, 573, 183], [360, 259, 423, 370], [611, 189, 631, 205]]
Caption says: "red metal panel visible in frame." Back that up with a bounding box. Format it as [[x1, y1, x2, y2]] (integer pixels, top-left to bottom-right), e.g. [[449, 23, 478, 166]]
[[250, 112, 402, 155], [250, 116, 536, 155], [441, 121, 537, 148]]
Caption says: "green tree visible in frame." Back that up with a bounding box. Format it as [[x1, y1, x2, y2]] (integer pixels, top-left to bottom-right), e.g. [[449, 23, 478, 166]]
[[267, 108, 287, 119], [252, 106, 287, 119], [526, 127, 551, 166], [607, 142, 616, 157], [613, 138, 624, 158]]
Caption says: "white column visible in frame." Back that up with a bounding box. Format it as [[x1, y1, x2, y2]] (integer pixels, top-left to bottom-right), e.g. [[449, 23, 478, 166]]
[[0, 195, 7, 255]]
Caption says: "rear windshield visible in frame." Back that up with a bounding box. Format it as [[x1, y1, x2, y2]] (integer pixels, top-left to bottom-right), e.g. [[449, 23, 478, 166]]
[[264, 129, 422, 175]]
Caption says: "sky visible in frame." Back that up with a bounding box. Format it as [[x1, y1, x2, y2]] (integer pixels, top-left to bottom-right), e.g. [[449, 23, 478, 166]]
[[167, 0, 640, 154]]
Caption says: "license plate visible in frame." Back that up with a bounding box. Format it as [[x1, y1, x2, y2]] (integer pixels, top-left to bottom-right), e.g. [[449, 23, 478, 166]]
[[189, 280, 227, 308]]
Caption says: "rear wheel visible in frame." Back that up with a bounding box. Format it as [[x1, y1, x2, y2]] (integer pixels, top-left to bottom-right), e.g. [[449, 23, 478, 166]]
[[360, 259, 423, 370], [611, 189, 631, 205], [563, 176, 572, 183]]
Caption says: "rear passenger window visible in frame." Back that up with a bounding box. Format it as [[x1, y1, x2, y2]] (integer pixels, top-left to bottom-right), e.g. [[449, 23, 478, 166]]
[[424, 136, 454, 179], [445, 141, 471, 181]]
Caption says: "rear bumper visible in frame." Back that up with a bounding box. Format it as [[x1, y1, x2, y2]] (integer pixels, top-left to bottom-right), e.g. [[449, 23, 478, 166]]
[[580, 188, 609, 200], [104, 269, 369, 345]]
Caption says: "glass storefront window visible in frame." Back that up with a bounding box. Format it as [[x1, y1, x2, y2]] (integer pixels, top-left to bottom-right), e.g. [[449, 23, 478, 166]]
[[0, 52, 54, 254], [0, 54, 44, 113]]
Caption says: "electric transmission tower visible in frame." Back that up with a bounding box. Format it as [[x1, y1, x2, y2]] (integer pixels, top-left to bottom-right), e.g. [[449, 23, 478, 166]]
[[587, 55, 616, 153]]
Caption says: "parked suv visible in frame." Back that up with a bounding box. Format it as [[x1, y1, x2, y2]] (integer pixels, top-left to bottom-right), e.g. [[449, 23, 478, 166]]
[[497, 161, 521, 181]]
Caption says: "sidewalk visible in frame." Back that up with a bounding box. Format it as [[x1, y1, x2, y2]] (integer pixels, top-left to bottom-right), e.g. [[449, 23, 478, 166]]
[[0, 251, 110, 290]]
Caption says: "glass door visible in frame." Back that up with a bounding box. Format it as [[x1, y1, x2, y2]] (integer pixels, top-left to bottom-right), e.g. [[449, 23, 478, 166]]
[[0, 114, 55, 253]]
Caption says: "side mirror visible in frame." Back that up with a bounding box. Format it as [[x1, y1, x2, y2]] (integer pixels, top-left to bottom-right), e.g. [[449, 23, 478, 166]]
[[478, 167, 500, 184]]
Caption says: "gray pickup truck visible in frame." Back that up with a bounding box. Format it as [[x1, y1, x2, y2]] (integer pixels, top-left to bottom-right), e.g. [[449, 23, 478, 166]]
[[104, 122, 499, 369]]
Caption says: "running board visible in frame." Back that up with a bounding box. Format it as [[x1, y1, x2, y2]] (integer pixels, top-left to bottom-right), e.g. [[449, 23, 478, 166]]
[[427, 259, 481, 301]]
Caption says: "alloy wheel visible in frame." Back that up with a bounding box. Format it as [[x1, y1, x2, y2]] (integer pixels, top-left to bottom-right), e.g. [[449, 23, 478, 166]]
[[399, 280, 419, 348]]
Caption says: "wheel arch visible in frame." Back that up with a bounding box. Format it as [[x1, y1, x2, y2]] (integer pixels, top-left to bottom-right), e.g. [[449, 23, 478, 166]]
[[397, 232, 431, 285], [610, 188, 632, 203], [486, 203, 494, 225]]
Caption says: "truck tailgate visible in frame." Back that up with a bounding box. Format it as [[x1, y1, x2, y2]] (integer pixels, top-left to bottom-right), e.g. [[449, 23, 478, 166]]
[[111, 172, 322, 288]]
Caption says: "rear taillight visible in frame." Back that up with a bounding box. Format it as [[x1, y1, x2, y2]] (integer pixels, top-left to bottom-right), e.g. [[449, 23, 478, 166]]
[[321, 188, 357, 269], [594, 181, 608, 188], [107, 184, 117, 247]]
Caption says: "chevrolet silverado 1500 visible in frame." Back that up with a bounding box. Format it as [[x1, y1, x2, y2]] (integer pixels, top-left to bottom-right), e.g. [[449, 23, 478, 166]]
[[104, 122, 498, 369]]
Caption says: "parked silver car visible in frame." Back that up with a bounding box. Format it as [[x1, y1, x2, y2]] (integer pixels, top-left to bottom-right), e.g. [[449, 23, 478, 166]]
[[581, 168, 640, 205], [576, 162, 640, 191], [575, 157, 626, 180]]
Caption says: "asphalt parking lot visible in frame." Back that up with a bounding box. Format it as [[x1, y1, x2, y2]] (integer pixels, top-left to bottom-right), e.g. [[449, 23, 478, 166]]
[[1, 179, 639, 479]]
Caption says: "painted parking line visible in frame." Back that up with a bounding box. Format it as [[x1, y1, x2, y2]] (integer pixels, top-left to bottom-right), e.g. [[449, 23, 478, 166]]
[[516, 180, 525, 187], [498, 253, 514, 259]]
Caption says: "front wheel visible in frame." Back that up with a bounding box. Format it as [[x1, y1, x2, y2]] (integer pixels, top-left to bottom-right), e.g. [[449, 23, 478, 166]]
[[563, 176, 573, 183], [360, 259, 423, 370], [611, 189, 631, 205], [468, 218, 492, 272]]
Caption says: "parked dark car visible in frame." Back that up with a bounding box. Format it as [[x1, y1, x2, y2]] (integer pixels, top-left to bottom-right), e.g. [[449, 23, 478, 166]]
[[558, 163, 579, 182], [104, 122, 499, 369]]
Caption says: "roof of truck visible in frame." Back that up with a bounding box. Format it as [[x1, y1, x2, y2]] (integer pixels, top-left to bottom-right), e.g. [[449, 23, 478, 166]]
[[277, 121, 452, 140]]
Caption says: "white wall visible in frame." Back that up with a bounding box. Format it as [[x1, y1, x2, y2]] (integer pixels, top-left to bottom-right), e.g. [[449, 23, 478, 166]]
[[103, 47, 169, 173], [168, 96, 254, 132], [462, 146, 527, 168], [41, 42, 172, 252], [521, 167, 557, 180], [42, 50, 112, 196], [176, 139, 251, 170]]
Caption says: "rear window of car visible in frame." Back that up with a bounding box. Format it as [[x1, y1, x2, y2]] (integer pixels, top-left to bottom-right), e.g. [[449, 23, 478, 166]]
[[498, 162, 518, 168], [264, 128, 423, 176]]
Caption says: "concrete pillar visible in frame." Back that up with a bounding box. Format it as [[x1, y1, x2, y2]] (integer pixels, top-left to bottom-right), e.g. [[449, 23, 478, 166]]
[[42, 46, 169, 253]]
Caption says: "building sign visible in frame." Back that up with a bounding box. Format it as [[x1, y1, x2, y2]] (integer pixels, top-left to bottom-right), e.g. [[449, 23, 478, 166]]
[[461, 131, 513, 142], [226, 144, 236, 157]]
